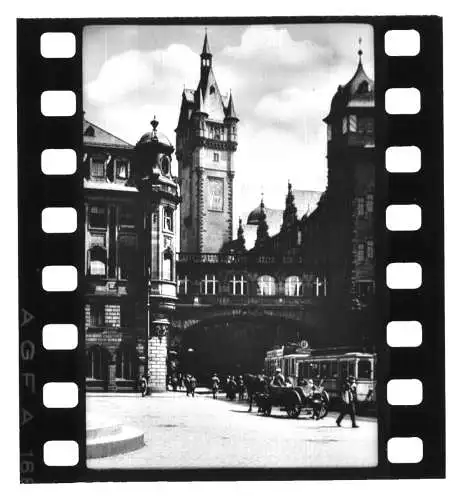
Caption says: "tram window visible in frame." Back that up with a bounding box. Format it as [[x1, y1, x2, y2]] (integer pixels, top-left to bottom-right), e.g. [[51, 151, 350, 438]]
[[340, 362, 348, 380], [348, 361, 356, 377], [309, 363, 319, 378], [331, 361, 339, 378], [320, 362, 331, 378], [358, 360, 372, 379]]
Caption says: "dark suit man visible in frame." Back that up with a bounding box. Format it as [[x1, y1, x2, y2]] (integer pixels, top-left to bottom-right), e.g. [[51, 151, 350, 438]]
[[336, 376, 359, 428]]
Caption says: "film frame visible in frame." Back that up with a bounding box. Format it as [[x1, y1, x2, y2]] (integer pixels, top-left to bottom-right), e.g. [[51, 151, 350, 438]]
[[18, 15, 444, 482]]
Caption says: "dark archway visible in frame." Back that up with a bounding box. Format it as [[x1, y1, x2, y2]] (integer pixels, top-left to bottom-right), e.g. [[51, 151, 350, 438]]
[[172, 315, 320, 383]]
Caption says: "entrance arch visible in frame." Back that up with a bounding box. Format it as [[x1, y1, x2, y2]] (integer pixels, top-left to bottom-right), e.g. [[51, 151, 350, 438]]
[[172, 315, 321, 383]]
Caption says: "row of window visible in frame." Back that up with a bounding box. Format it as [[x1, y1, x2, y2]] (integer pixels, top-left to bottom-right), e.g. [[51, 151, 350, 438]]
[[327, 116, 374, 141], [357, 240, 374, 262], [88, 157, 130, 182], [88, 246, 173, 281], [88, 205, 174, 233], [356, 194, 374, 216], [177, 275, 328, 297], [87, 345, 137, 380]]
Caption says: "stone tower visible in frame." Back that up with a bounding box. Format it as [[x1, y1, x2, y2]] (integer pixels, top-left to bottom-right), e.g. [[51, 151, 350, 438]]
[[322, 42, 375, 305], [135, 118, 180, 393], [176, 32, 239, 253]]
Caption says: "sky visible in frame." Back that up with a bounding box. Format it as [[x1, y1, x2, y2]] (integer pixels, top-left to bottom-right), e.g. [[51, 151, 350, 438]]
[[83, 23, 374, 231]]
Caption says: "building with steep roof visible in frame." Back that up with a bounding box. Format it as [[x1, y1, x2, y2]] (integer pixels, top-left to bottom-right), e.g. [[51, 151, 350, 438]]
[[300, 43, 376, 347], [83, 117, 180, 393], [176, 32, 238, 254]]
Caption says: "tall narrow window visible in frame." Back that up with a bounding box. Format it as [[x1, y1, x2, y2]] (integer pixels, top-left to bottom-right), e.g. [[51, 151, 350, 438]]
[[285, 276, 303, 296], [229, 275, 248, 295], [357, 243, 365, 262], [366, 193, 374, 213], [356, 197, 365, 217], [163, 207, 173, 232], [349, 114, 357, 132], [116, 160, 129, 180], [342, 116, 348, 134], [115, 344, 137, 380], [163, 252, 173, 281], [87, 346, 109, 380], [90, 158, 105, 180], [200, 274, 218, 295], [89, 205, 107, 228], [213, 152, 219, 162], [118, 236, 136, 280], [177, 275, 189, 295], [366, 240, 375, 259], [257, 275, 276, 296], [89, 303, 105, 326], [89, 245, 107, 276]]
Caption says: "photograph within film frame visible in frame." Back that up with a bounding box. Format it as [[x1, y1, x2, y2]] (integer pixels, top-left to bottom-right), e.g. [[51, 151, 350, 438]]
[[18, 16, 444, 482]]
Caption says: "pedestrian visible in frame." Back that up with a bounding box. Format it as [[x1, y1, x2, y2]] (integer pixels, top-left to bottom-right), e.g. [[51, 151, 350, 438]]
[[211, 373, 220, 400], [271, 367, 286, 387], [336, 375, 359, 428], [228, 375, 237, 401], [237, 374, 245, 400]]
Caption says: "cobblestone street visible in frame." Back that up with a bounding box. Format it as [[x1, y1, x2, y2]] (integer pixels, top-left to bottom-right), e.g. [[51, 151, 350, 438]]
[[87, 391, 378, 469]]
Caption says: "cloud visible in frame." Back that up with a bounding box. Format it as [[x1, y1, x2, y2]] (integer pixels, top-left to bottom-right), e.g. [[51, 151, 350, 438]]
[[224, 25, 332, 66], [85, 44, 198, 105]]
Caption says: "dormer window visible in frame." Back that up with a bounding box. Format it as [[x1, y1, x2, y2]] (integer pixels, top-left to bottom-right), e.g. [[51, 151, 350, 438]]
[[84, 126, 95, 137], [116, 160, 129, 180], [357, 81, 370, 93]]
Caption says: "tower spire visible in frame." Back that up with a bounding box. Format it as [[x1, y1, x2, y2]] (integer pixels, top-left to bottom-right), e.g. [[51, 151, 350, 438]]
[[202, 29, 211, 56], [281, 179, 298, 232]]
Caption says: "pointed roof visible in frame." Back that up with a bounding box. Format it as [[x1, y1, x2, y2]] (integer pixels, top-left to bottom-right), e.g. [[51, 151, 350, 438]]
[[201, 31, 211, 56], [225, 90, 238, 120], [83, 118, 133, 149], [324, 42, 374, 121]]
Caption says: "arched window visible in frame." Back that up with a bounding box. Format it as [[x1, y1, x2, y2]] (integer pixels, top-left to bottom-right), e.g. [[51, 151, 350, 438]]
[[200, 274, 218, 295], [115, 343, 138, 380], [229, 275, 247, 295], [163, 251, 173, 281], [163, 207, 173, 232], [210, 85, 215, 95], [89, 245, 107, 276], [285, 276, 303, 296], [257, 275, 276, 296], [87, 346, 109, 380]]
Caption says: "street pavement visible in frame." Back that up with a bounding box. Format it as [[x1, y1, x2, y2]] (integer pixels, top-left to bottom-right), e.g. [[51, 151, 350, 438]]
[[87, 390, 378, 469]]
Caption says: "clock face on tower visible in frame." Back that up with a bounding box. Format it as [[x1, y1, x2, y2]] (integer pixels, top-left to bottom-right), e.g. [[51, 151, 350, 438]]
[[208, 177, 224, 212]]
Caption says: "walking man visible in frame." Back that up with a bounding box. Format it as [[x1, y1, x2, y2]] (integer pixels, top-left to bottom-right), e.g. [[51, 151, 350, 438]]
[[211, 373, 220, 400], [336, 375, 359, 428]]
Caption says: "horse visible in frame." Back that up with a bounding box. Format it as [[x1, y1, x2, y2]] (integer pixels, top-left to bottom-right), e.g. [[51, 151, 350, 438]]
[[243, 373, 269, 412]]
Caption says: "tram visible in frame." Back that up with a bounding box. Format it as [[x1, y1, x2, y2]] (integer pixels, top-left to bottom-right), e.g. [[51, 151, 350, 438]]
[[264, 345, 377, 404]]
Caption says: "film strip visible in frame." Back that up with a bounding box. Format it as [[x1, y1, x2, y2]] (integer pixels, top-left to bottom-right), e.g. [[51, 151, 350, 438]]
[[18, 16, 444, 482]]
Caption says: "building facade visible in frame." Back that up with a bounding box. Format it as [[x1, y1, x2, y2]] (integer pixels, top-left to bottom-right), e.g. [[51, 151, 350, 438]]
[[83, 117, 180, 393], [176, 33, 238, 253], [300, 47, 376, 348], [83, 38, 376, 390]]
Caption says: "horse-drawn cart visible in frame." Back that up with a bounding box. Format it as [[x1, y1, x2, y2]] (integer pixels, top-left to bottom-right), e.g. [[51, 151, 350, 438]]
[[256, 384, 330, 419]]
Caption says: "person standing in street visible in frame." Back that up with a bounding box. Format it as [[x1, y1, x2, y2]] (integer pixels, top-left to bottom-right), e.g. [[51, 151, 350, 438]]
[[272, 367, 286, 387], [211, 373, 220, 400], [336, 375, 359, 428]]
